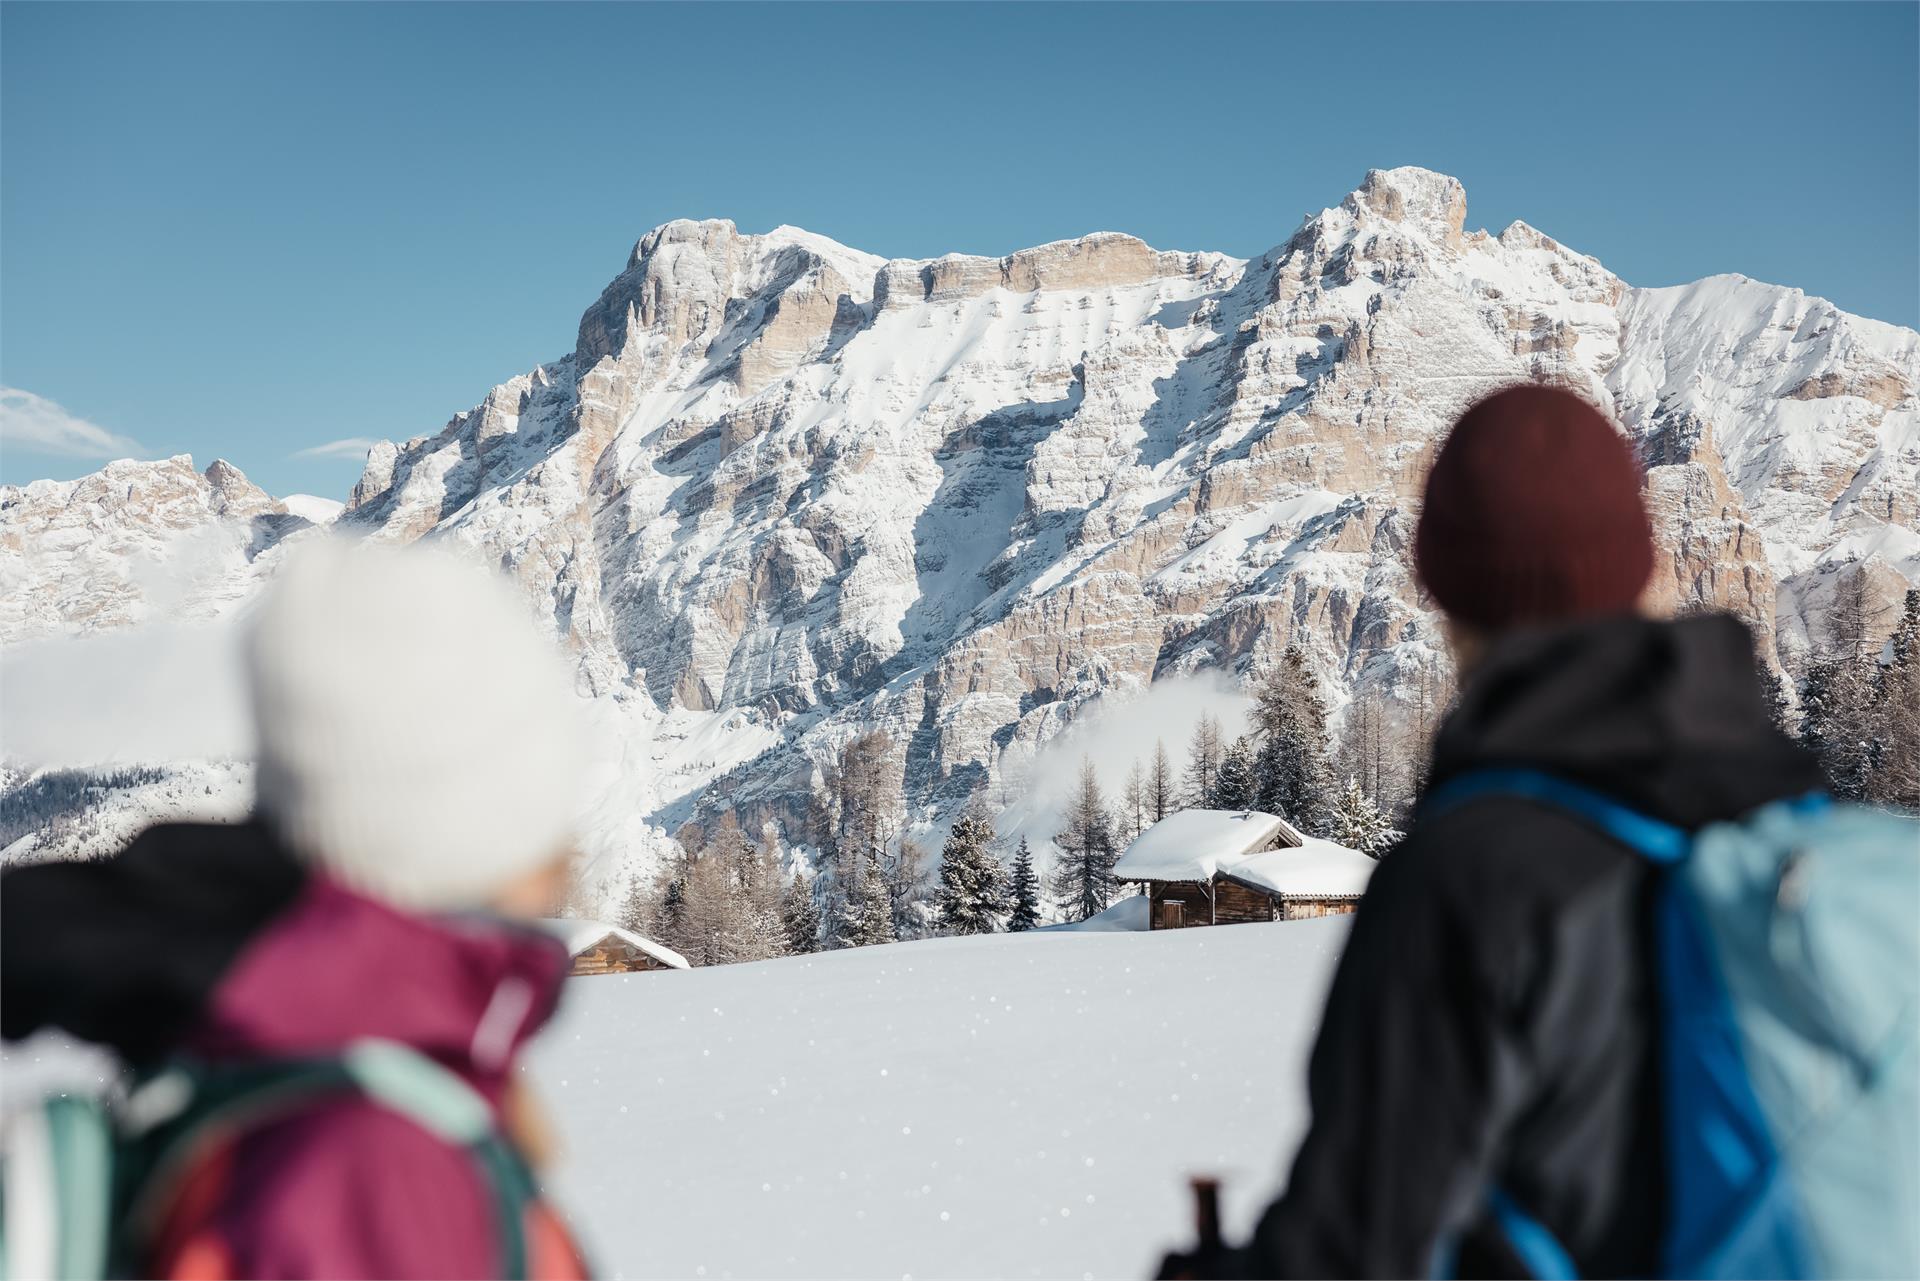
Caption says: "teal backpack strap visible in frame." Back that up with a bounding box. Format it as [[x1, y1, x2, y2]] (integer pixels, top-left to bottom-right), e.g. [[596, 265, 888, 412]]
[[341, 1040, 534, 1280], [122, 1041, 533, 1280], [1, 1095, 116, 1281]]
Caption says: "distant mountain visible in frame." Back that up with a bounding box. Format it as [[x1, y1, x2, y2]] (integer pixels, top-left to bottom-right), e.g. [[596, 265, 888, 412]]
[[5, 168, 1916, 910]]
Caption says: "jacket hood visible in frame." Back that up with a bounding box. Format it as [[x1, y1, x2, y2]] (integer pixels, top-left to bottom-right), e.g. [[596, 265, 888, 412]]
[[188, 875, 571, 1096], [1430, 612, 1825, 829]]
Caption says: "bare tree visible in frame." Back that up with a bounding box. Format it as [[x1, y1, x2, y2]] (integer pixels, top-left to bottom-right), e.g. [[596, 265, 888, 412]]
[[1183, 713, 1224, 807], [811, 730, 899, 945], [1120, 758, 1148, 843], [1148, 740, 1176, 823]]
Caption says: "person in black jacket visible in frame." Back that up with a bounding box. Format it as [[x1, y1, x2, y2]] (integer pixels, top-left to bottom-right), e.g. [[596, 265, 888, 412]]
[[1161, 385, 1825, 1278]]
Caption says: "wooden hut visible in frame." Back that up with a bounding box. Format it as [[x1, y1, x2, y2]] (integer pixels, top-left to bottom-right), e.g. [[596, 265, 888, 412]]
[[540, 918, 691, 975], [1112, 809, 1376, 930]]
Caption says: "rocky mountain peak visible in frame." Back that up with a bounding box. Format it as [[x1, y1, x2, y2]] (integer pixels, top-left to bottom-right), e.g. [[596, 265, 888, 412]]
[[1344, 166, 1469, 245], [201, 458, 281, 518]]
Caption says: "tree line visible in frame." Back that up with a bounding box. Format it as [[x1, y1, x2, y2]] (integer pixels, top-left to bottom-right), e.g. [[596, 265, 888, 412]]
[[1794, 577, 1919, 810], [623, 585, 1919, 961]]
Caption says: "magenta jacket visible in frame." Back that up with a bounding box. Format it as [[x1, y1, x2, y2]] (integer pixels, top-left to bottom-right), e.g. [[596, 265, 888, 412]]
[[155, 876, 584, 1280]]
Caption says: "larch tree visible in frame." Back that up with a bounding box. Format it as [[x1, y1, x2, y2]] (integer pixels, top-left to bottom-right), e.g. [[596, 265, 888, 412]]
[[883, 837, 934, 940], [1147, 740, 1177, 823], [657, 817, 788, 966], [1006, 837, 1042, 933], [1335, 685, 1397, 813], [934, 807, 1006, 935], [1183, 714, 1225, 808], [811, 730, 900, 942], [1120, 759, 1148, 843], [1050, 756, 1118, 921]]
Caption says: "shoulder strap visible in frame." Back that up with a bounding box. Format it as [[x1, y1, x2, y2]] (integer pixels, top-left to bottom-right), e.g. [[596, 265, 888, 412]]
[[1421, 767, 1692, 864], [2, 1095, 117, 1281], [342, 1040, 534, 1280], [123, 1040, 532, 1280]]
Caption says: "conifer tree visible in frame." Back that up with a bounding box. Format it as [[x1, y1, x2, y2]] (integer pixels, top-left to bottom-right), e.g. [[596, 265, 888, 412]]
[[1327, 775, 1402, 857], [1890, 590, 1920, 670], [1800, 655, 1876, 800], [934, 808, 1006, 935], [650, 862, 688, 943], [1866, 589, 1920, 808], [1006, 837, 1042, 933], [1050, 756, 1117, 921], [780, 869, 823, 955], [837, 849, 898, 948], [1252, 646, 1335, 833], [1211, 736, 1257, 810]]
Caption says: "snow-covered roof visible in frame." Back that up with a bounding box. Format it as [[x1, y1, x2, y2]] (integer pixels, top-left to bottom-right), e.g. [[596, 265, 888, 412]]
[[1112, 809, 1375, 900], [1113, 809, 1300, 882], [539, 918, 690, 970], [1220, 837, 1377, 900]]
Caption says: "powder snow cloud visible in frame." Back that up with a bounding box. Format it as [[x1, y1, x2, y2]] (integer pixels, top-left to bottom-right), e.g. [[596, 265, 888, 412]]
[[0, 387, 145, 459]]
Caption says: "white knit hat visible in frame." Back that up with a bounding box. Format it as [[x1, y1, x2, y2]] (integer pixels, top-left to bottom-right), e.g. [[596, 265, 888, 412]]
[[245, 537, 588, 911]]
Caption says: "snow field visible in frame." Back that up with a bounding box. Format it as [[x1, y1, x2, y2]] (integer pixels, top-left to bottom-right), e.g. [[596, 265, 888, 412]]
[[528, 916, 1349, 1279]]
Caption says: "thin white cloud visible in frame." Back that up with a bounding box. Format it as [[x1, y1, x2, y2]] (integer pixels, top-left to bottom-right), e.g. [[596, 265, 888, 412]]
[[0, 386, 146, 459], [292, 437, 380, 461]]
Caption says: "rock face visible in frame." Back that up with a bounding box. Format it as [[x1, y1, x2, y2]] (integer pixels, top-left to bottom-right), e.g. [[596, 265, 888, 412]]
[[0, 456, 310, 641], [6, 168, 1917, 907]]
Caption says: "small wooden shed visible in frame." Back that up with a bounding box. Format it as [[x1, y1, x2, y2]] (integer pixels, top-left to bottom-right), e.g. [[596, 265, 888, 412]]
[[1112, 809, 1376, 930], [540, 918, 691, 975]]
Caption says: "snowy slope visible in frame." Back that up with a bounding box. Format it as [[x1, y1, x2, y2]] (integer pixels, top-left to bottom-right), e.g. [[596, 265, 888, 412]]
[[529, 916, 1347, 1279], [0, 912, 1347, 1278], [5, 167, 1915, 905]]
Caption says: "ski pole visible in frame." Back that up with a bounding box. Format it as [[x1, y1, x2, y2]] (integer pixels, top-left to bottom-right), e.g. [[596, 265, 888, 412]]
[[1190, 1175, 1222, 1254]]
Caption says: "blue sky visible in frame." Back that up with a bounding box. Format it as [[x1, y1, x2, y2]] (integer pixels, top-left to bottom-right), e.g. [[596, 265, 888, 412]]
[[3, 2, 1915, 498]]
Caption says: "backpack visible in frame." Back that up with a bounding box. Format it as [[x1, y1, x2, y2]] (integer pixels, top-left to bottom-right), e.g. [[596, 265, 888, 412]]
[[1, 1038, 541, 1280], [1424, 771, 1920, 1280]]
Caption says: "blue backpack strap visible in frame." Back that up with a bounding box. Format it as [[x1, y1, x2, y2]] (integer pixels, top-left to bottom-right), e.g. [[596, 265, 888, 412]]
[[1419, 768, 1693, 1279], [1490, 1188, 1579, 1280], [1422, 767, 1692, 864]]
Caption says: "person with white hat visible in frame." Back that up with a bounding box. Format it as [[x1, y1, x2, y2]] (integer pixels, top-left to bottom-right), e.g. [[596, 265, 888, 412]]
[[4, 537, 595, 1279]]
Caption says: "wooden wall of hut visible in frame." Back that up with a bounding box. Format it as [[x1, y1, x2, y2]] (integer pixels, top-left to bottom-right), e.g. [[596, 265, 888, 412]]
[[570, 938, 673, 975], [1214, 878, 1280, 925], [1147, 880, 1214, 929], [1280, 899, 1361, 921]]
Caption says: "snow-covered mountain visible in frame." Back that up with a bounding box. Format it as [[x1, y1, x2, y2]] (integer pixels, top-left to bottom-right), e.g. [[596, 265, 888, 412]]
[[5, 168, 1917, 906]]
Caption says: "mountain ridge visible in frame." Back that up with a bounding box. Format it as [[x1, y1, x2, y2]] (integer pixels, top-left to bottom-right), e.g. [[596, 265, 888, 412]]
[[5, 166, 1916, 911]]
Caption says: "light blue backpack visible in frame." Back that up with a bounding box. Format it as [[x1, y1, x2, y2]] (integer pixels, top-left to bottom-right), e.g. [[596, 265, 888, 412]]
[[1426, 771, 1920, 1280]]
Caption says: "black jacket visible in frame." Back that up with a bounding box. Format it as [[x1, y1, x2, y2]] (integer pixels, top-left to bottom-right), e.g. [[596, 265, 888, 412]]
[[1232, 614, 1824, 1279], [1, 820, 305, 1064]]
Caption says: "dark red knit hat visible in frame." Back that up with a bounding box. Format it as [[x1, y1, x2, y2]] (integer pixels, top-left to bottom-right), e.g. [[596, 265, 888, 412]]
[[1413, 384, 1653, 629]]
